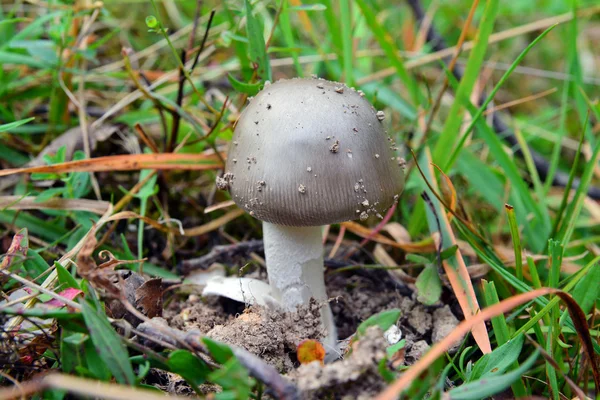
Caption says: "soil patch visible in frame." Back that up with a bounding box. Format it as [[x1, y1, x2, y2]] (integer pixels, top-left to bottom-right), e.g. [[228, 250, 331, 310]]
[[163, 269, 463, 396]]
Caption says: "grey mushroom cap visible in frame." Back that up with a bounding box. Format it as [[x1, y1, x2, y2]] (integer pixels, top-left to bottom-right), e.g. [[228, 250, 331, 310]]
[[223, 78, 404, 226]]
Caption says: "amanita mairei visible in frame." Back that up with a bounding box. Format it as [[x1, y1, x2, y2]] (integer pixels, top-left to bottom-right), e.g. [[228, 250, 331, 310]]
[[212, 77, 404, 353]]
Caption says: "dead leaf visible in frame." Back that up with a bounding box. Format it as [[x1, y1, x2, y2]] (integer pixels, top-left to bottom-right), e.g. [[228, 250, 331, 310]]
[[135, 278, 163, 318], [0, 228, 28, 272]]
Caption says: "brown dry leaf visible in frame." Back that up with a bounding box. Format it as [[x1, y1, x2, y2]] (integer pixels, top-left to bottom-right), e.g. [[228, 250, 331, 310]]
[[0, 152, 224, 177], [75, 232, 118, 296], [432, 163, 458, 222], [97, 250, 145, 270], [1, 228, 28, 271], [135, 278, 163, 319]]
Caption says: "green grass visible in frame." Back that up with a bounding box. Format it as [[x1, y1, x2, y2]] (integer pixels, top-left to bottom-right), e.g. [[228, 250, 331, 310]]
[[1, 0, 600, 399]]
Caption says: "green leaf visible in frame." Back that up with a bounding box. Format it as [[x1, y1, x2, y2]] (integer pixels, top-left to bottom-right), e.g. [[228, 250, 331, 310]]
[[67, 151, 91, 199], [569, 264, 600, 316], [208, 358, 254, 400], [83, 335, 112, 381], [0, 50, 53, 68], [55, 262, 80, 290], [440, 245, 459, 260], [355, 0, 418, 103], [80, 301, 135, 385], [469, 334, 524, 381], [448, 349, 539, 400], [356, 309, 401, 337], [167, 350, 211, 387], [202, 337, 235, 364], [0, 117, 35, 132], [60, 331, 85, 374], [433, 0, 500, 167], [415, 265, 442, 305], [244, 0, 271, 82], [385, 339, 406, 358], [227, 74, 262, 95], [23, 248, 49, 277]]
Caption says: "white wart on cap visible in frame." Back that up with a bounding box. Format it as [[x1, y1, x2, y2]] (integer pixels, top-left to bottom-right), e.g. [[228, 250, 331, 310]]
[[224, 78, 404, 226]]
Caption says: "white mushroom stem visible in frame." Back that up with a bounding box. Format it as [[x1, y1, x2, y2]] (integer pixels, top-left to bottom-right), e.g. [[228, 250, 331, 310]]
[[262, 222, 338, 353]]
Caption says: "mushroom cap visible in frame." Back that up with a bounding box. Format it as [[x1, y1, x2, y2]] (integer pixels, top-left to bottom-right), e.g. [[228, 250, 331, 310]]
[[224, 78, 404, 226]]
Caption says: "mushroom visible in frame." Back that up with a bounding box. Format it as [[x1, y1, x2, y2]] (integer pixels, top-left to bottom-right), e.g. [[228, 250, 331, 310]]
[[210, 78, 404, 355]]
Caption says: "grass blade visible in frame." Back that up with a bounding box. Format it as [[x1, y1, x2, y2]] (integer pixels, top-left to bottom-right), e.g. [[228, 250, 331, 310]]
[[245, 0, 272, 82], [355, 0, 418, 103], [339, 0, 353, 87], [419, 148, 491, 354], [80, 301, 135, 385], [445, 24, 557, 169], [432, 0, 499, 167]]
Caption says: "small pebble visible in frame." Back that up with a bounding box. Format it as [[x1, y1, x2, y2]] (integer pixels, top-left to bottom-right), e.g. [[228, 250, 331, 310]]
[[384, 325, 402, 345]]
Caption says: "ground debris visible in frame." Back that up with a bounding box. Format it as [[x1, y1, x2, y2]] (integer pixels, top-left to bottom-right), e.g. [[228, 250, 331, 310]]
[[206, 301, 325, 373], [289, 326, 387, 399]]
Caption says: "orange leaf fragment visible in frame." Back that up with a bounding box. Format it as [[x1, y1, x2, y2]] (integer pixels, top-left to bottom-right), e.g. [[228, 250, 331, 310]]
[[297, 339, 325, 365]]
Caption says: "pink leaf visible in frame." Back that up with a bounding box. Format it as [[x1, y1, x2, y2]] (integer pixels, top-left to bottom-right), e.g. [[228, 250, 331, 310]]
[[45, 288, 83, 308]]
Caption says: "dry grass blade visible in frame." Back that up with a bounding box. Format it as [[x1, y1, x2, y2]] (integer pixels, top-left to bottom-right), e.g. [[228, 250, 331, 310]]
[[0, 373, 191, 400], [0, 196, 111, 215], [432, 164, 458, 222], [423, 150, 491, 354], [182, 208, 245, 236], [0, 153, 224, 177]]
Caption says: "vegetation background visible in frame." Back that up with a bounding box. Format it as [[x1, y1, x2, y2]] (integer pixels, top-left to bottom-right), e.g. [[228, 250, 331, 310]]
[[0, 0, 599, 399]]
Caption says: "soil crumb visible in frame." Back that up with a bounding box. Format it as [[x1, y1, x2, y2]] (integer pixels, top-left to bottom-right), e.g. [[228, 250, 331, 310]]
[[206, 301, 325, 372], [432, 305, 461, 353], [290, 326, 387, 399], [165, 294, 233, 334]]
